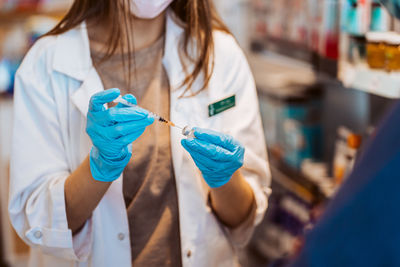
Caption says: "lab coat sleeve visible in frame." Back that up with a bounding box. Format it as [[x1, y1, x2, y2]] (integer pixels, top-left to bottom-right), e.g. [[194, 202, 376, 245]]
[[8, 62, 93, 261], [214, 32, 272, 247]]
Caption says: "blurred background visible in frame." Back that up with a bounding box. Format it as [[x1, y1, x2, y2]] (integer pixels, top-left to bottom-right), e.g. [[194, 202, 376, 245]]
[[0, 0, 399, 266], [0, 2, 72, 266]]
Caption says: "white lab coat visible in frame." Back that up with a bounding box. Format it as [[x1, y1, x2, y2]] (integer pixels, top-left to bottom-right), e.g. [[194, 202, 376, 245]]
[[9, 11, 271, 267]]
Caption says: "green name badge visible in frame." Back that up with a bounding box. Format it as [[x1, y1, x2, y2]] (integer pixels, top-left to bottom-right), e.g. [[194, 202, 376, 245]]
[[208, 95, 236, 117]]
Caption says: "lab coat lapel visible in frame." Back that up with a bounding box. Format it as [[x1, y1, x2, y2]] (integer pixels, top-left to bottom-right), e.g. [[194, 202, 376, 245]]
[[71, 68, 105, 115], [53, 22, 92, 81], [163, 12, 187, 181], [163, 12, 208, 245], [53, 21, 104, 116], [163, 11, 211, 188]]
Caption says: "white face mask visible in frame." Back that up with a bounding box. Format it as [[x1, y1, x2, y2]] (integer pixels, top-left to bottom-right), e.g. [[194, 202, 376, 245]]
[[130, 0, 174, 19]]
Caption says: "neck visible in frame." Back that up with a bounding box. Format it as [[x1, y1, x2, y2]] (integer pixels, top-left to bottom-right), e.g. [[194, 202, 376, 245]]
[[129, 12, 166, 51], [88, 11, 167, 52]]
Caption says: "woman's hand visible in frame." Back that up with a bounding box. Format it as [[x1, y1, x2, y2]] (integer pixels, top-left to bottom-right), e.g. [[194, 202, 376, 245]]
[[181, 128, 254, 227], [86, 88, 154, 182], [181, 127, 245, 188], [65, 89, 154, 233]]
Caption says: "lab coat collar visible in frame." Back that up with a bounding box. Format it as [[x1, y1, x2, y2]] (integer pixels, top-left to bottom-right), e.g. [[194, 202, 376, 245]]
[[52, 11, 186, 87], [53, 10, 187, 115], [53, 22, 92, 81]]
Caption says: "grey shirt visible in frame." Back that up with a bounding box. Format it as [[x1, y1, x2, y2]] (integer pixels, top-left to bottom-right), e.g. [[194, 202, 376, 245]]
[[91, 36, 182, 267]]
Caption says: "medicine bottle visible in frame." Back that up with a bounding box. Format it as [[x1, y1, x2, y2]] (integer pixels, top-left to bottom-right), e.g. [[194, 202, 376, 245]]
[[385, 32, 400, 71], [366, 32, 387, 69]]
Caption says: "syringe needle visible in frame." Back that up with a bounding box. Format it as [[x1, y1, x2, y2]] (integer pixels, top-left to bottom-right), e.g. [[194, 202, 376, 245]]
[[165, 120, 183, 129]]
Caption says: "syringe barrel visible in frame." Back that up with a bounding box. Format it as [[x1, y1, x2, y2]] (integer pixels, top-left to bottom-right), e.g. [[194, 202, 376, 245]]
[[113, 96, 132, 106], [148, 113, 161, 120], [114, 97, 159, 119]]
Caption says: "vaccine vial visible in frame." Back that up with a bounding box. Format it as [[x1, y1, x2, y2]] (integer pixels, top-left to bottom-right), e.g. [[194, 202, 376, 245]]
[[182, 126, 195, 139]]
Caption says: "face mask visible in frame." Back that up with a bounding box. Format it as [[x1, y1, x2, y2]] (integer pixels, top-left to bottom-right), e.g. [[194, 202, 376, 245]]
[[130, 0, 174, 19], [379, 0, 400, 19]]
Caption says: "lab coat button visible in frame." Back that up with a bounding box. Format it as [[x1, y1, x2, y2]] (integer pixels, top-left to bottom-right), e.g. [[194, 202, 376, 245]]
[[34, 230, 42, 239], [186, 250, 192, 258], [118, 233, 125, 241]]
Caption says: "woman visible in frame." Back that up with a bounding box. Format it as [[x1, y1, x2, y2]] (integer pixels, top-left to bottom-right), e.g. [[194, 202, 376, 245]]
[[9, 0, 271, 266]]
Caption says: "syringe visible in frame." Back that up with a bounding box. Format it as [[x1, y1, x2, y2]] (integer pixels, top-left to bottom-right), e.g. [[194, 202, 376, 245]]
[[113, 96, 183, 129]]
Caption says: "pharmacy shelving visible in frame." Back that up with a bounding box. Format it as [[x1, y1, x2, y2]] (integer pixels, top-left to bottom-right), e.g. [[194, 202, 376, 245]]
[[247, 50, 317, 91], [269, 157, 327, 205], [253, 37, 312, 64], [248, 50, 330, 204], [256, 38, 400, 99], [0, 5, 70, 264], [251, 37, 339, 78], [244, 0, 397, 264], [0, 8, 67, 22], [339, 61, 400, 99]]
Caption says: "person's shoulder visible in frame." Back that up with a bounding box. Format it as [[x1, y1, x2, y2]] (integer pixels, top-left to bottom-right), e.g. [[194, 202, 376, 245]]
[[213, 30, 244, 60], [17, 24, 83, 78], [212, 30, 249, 77], [16, 34, 60, 81]]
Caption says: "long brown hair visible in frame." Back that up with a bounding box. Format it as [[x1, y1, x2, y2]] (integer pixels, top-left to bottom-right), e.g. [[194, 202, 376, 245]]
[[45, 0, 230, 97]]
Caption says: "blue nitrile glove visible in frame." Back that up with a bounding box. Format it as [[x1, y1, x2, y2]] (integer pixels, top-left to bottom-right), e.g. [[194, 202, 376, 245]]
[[86, 88, 154, 182], [181, 127, 245, 188]]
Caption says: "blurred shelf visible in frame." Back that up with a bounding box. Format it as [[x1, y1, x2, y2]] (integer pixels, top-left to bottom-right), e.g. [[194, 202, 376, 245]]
[[339, 61, 400, 99], [255, 36, 400, 99], [262, 37, 312, 63], [0, 8, 67, 21], [251, 37, 338, 79], [269, 154, 326, 205], [251, 38, 312, 66], [247, 51, 317, 95], [270, 165, 315, 204], [252, 37, 400, 99], [315, 56, 338, 79], [0, 92, 12, 99]]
